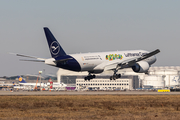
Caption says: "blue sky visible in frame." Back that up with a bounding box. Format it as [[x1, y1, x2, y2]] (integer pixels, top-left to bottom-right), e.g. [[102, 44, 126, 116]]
[[0, 0, 180, 76]]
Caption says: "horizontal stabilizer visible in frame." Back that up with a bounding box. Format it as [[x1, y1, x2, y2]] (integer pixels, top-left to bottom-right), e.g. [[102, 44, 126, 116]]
[[10, 53, 46, 61], [20, 59, 45, 62], [54, 58, 73, 63], [17, 54, 38, 59]]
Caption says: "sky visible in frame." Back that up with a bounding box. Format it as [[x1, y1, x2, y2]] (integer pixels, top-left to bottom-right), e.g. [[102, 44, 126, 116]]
[[0, 0, 180, 77]]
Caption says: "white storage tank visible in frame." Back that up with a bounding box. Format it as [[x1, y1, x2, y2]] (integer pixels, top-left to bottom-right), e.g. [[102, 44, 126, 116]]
[[143, 75, 164, 88], [153, 69, 178, 75], [164, 75, 180, 87]]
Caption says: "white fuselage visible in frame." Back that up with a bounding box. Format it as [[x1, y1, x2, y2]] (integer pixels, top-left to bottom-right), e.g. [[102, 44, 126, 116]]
[[44, 50, 157, 74], [19, 82, 67, 88], [70, 50, 156, 72]]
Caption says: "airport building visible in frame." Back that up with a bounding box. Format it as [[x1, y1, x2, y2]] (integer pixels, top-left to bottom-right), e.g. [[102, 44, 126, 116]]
[[59, 75, 139, 90], [58, 66, 180, 90], [76, 76, 139, 90], [58, 69, 140, 90], [3, 66, 180, 91], [117, 66, 180, 88]]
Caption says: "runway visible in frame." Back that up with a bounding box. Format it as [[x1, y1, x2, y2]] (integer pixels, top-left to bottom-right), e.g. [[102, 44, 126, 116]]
[[1, 91, 180, 95]]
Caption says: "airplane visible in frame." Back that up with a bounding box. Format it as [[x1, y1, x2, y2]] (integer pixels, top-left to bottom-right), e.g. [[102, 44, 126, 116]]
[[15, 27, 160, 81], [13, 76, 38, 90], [17, 76, 67, 88], [0, 82, 16, 87]]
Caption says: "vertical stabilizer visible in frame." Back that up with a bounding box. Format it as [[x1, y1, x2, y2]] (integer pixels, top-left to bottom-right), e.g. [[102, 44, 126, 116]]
[[12, 82, 15, 86], [44, 27, 66, 58], [18, 76, 27, 83]]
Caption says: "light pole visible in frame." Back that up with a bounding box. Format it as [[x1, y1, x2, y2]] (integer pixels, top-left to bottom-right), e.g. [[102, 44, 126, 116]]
[[39, 71, 42, 91]]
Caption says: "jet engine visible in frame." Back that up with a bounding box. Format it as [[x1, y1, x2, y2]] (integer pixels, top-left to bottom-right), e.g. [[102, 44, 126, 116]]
[[132, 61, 149, 73]]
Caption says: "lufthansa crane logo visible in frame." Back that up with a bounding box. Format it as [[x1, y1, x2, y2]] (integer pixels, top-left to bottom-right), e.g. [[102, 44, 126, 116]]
[[19, 77, 22, 82], [50, 41, 60, 55]]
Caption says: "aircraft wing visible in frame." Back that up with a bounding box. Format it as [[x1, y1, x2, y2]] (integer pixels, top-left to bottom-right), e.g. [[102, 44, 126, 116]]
[[94, 49, 160, 71], [120, 49, 160, 67]]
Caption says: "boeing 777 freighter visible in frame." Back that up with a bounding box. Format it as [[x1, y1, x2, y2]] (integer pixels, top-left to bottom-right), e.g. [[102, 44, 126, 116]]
[[15, 27, 160, 80]]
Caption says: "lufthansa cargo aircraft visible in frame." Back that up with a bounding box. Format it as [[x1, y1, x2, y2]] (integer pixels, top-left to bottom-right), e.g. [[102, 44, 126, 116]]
[[15, 27, 160, 80]]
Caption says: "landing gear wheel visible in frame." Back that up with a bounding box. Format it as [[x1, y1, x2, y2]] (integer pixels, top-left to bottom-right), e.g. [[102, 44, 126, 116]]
[[116, 74, 121, 79], [110, 76, 112, 80], [118, 74, 121, 78], [87, 76, 91, 80], [84, 74, 96, 81], [113, 76, 116, 80], [116, 74, 119, 79]]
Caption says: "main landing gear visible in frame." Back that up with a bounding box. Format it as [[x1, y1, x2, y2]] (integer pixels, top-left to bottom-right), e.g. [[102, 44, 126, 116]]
[[84, 74, 96, 81], [110, 68, 121, 80], [110, 74, 121, 80]]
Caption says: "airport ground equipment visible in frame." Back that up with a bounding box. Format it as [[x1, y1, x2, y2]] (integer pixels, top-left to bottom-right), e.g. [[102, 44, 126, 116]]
[[158, 89, 170, 92]]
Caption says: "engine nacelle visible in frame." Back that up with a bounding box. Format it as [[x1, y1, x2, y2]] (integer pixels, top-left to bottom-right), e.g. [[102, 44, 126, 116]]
[[132, 61, 149, 73]]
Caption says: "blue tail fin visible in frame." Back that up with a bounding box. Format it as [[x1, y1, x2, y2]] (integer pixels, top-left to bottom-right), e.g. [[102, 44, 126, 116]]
[[12, 82, 15, 86], [18, 76, 27, 83], [44, 27, 66, 58]]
